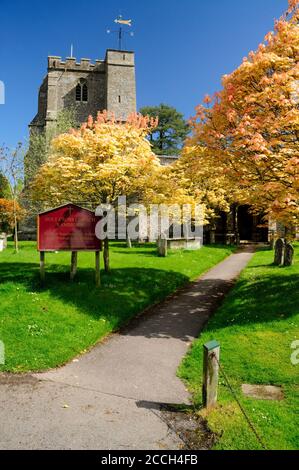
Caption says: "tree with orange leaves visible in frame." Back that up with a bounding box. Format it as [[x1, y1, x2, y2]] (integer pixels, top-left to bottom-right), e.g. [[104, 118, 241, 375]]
[[0, 198, 24, 235], [185, 0, 299, 232]]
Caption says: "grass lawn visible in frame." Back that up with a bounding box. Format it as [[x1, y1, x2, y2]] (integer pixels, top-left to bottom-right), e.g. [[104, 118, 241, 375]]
[[0, 241, 234, 373], [178, 244, 299, 450]]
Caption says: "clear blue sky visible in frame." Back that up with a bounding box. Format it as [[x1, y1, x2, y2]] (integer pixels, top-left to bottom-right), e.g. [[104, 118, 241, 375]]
[[0, 0, 287, 148]]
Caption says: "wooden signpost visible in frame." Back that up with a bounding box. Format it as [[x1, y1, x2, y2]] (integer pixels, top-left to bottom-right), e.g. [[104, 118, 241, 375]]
[[38, 204, 102, 285], [202, 340, 220, 409]]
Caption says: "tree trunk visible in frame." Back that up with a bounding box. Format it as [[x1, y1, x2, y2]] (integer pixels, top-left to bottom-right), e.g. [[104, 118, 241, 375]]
[[104, 238, 110, 273], [234, 205, 240, 246], [13, 202, 18, 253], [159, 131, 164, 152]]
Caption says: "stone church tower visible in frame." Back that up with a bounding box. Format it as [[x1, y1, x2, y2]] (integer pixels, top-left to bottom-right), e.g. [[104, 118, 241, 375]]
[[30, 49, 136, 131]]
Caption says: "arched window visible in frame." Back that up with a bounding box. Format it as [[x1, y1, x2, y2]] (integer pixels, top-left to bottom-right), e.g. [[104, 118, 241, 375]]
[[75, 82, 88, 102], [76, 83, 82, 102], [82, 83, 88, 102]]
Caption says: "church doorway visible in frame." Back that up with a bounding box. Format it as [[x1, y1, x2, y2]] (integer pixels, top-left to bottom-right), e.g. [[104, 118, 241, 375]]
[[238, 206, 253, 241], [237, 206, 268, 242]]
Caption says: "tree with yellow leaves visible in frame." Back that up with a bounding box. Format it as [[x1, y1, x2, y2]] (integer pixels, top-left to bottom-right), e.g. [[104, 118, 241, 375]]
[[30, 111, 194, 269], [184, 0, 299, 232]]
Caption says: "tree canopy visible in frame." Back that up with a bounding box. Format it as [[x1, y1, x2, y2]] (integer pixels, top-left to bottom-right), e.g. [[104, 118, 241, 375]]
[[30, 112, 164, 208], [140, 104, 189, 156], [182, 0, 299, 229], [0, 198, 24, 233]]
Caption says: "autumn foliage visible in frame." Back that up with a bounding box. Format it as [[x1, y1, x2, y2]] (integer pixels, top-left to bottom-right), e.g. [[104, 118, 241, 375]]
[[184, 0, 299, 228], [0, 198, 24, 233], [30, 110, 196, 214], [31, 112, 162, 207]]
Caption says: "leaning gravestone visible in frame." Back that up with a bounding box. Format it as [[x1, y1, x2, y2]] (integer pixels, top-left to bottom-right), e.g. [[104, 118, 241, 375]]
[[284, 243, 294, 267], [274, 238, 285, 266]]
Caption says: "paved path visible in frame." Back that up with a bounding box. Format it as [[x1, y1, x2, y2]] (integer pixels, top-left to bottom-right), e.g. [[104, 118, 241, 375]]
[[0, 247, 255, 450]]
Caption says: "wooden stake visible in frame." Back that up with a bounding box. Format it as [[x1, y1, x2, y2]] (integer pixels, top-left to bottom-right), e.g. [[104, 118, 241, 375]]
[[95, 251, 101, 287], [70, 251, 78, 281], [40, 251, 45, 283], [202, 340, 220, 409]]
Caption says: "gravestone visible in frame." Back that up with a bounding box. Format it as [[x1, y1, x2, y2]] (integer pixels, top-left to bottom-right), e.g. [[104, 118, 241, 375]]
[[157, 236, 167, 257], [284, 243, 294, 267], [274, 238, 285, 266]]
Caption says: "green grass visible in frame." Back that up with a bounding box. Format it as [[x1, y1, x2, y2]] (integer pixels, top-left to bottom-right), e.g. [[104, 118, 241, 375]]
[[178, 244, 299, 450], [0, 241, 234, 373]]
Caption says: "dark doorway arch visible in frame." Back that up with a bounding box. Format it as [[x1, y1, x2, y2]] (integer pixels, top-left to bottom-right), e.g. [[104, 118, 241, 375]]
[[238, 206, 268, 242]]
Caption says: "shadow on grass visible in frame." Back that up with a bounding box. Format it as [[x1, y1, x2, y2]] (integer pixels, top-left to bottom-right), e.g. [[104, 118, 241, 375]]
[[111, 248, 159, 256], [0, 261, 191, 334], [1, 247, 294, 341], [203, 271, 299, 332]]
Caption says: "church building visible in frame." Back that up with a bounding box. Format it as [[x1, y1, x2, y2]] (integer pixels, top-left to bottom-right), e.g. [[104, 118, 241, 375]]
[[28, 48, 273, 245]]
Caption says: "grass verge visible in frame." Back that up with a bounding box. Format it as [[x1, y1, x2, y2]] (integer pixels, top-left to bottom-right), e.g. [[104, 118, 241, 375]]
[[0, 241, 234, 372], [178, 244, 299, 450]]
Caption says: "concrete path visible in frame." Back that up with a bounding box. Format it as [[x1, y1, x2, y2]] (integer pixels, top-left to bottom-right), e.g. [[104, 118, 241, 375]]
[[0, 246, 255, 450]]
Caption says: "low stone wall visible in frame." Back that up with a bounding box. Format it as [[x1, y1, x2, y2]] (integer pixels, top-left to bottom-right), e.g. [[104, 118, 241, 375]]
[[167, 238, 202, 250]]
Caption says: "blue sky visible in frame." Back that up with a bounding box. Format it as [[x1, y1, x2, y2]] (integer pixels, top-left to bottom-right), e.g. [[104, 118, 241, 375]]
[[0, 0, 287, 148]]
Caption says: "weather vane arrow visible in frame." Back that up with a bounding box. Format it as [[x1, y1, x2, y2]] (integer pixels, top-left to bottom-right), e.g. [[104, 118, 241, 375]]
[[107, 15, 134, 50], [114, 17, 132, 27]]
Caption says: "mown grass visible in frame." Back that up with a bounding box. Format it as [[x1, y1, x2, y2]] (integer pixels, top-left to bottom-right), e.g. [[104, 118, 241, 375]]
[[178, 244, 299, 450], [0, 241, 234, 372]]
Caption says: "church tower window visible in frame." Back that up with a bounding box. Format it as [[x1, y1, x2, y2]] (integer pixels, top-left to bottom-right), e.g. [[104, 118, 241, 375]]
[[76, 83, 82, 102], [82, 83, 88, 102], [76, 82, 88, 102]]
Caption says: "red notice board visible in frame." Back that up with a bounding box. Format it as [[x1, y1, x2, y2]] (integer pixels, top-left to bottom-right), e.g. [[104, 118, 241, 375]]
[[38, 204, 102, 252]]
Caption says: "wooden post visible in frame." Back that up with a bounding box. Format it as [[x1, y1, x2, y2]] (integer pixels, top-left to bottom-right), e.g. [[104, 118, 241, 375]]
[[95, 251, 101, 287], [70, 251, 78, 281], [202, 340, 220, 409], [40, 251, 45, 283]]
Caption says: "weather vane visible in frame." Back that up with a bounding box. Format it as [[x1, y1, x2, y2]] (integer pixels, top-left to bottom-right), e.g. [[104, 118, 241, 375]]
[[107, 15, 134, 51]]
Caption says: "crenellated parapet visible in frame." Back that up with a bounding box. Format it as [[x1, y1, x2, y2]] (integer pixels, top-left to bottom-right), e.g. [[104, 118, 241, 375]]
[[48, 56, 105, 72]]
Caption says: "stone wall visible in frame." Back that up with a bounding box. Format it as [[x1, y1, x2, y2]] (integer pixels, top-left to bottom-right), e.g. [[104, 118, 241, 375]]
[[105, 50, 136, 121]]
